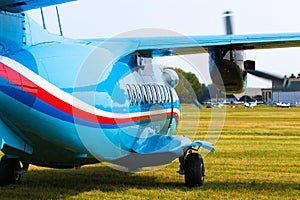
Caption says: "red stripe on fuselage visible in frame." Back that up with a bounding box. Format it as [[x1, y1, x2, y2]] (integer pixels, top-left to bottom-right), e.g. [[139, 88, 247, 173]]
[[0, 62, 179, 124]]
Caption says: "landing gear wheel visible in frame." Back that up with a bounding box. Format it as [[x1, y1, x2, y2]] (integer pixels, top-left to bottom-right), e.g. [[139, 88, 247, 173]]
[[184, 153, 205, 187], [0, 156, 21, 186]]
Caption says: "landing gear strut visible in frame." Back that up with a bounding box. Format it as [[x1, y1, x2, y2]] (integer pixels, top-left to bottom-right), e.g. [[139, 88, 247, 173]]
[[178, 151, 205, 187], [0, 155, 27, 186]]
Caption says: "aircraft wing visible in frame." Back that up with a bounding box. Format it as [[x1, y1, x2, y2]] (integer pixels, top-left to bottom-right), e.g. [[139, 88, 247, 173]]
[[88, 32, 300, 57], [140, 33, 300, 57], [0, 0, 76, 13]]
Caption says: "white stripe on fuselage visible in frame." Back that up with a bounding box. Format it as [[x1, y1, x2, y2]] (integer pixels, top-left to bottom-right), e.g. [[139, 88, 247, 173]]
[[0, 56, 180, 119]]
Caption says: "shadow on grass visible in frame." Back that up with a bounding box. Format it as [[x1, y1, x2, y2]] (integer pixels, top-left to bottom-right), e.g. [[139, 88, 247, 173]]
[[0, 166, 299, 199], [0, 165, 177, 199]]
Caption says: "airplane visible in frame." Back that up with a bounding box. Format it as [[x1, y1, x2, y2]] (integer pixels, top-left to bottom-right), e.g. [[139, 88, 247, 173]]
[[244, 100, 257, 108], [206, 102, 225, 108], [275, 102, 291, 108], [0, 0, 299, 187]]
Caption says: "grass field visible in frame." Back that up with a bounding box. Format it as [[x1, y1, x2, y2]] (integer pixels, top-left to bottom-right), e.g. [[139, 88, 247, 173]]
[[0, 105, 299, 199]]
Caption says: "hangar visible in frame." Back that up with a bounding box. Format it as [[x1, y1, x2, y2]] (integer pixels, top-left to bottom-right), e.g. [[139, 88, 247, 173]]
[[262, 75, 300, 105]]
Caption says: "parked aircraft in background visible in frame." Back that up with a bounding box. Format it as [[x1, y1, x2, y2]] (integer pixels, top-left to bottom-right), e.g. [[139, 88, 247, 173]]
[[244, 100, 257, 108], [275, 102, 291, 108], [0, 0, 299, 187], [206, 102, 225, 108]]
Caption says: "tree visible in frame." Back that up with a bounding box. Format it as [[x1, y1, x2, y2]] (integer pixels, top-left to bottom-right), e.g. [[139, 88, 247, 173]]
[[170, 68, 209, 103]]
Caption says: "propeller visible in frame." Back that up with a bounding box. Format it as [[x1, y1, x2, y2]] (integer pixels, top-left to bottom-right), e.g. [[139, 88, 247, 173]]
[[222, 11, 291, 89], [245, 62, 291, 89], [222, 11, 235, 60], [248, 70, 291, 88], [223, 11, 233, 35]]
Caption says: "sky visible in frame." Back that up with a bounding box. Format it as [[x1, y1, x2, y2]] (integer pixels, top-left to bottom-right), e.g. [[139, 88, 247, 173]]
[[28, 0, 300, 88]]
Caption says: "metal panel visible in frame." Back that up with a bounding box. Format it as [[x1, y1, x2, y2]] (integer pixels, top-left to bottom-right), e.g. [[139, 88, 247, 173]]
[[0, 11, 24, 53], [0, 119, 33, 154], [273, 91, 300, 104], [0, 0, 76, 13]]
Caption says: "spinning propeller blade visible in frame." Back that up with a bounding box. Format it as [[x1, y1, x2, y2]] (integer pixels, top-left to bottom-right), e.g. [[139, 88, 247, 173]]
[[223, 11, 233, 35], [247, 69, 290, 88]]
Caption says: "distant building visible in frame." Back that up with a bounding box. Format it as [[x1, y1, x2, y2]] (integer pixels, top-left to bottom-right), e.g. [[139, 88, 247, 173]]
[[204, 78, 300, 105], [239, 95, 253, 102], [234, 88, 262, 101], [226, 94, 237, 104], [261, 89, 272, 104], [262, 77, 300, 104], [272, 78, 300, 104], [205, 86, 257, 104]]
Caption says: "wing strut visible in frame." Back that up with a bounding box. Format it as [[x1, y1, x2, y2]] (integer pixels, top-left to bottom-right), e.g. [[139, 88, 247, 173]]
[[56, 6, 63, 36], [39, 6, 64, 36], [40, 8, 46, 30]]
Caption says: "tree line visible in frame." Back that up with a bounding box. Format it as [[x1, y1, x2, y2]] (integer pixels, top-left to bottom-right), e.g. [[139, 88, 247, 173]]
[[170, 68, 210, 103]]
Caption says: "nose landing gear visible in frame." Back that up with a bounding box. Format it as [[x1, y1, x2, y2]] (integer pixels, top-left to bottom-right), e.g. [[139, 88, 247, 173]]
[[0, 155, 28, 186], [177, 148, 206, 187], [183, 153, 205, 187]]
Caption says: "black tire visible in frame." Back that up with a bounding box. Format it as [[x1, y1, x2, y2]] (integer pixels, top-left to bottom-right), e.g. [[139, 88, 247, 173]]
[[184, 153, 205, 187], [0, 156, 21, 186]]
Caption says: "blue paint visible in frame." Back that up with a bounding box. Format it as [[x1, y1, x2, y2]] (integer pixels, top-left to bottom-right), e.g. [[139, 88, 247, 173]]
[[0, 0, 76, 13], [7, 4, 300, 169]]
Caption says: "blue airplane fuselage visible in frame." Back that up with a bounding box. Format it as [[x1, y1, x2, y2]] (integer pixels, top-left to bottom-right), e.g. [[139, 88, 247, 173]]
[[0, 38, 182, 168], [0, 10, 216, 173]]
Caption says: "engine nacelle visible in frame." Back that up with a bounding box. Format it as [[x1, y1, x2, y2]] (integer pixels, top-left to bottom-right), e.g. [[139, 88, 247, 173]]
[[209, 48, 247, 94]]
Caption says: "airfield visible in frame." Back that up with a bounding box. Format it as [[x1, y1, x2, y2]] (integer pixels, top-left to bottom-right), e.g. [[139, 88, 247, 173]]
[[0, 105, 299, 199]]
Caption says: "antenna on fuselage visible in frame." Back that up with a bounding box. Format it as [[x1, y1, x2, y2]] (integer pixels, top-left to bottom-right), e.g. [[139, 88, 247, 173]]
[[40, 8, 46, 30], [55, 6, 63, 36]]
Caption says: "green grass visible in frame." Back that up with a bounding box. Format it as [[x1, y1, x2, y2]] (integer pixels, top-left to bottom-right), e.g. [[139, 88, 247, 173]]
[[1, 105, 299, 199]]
